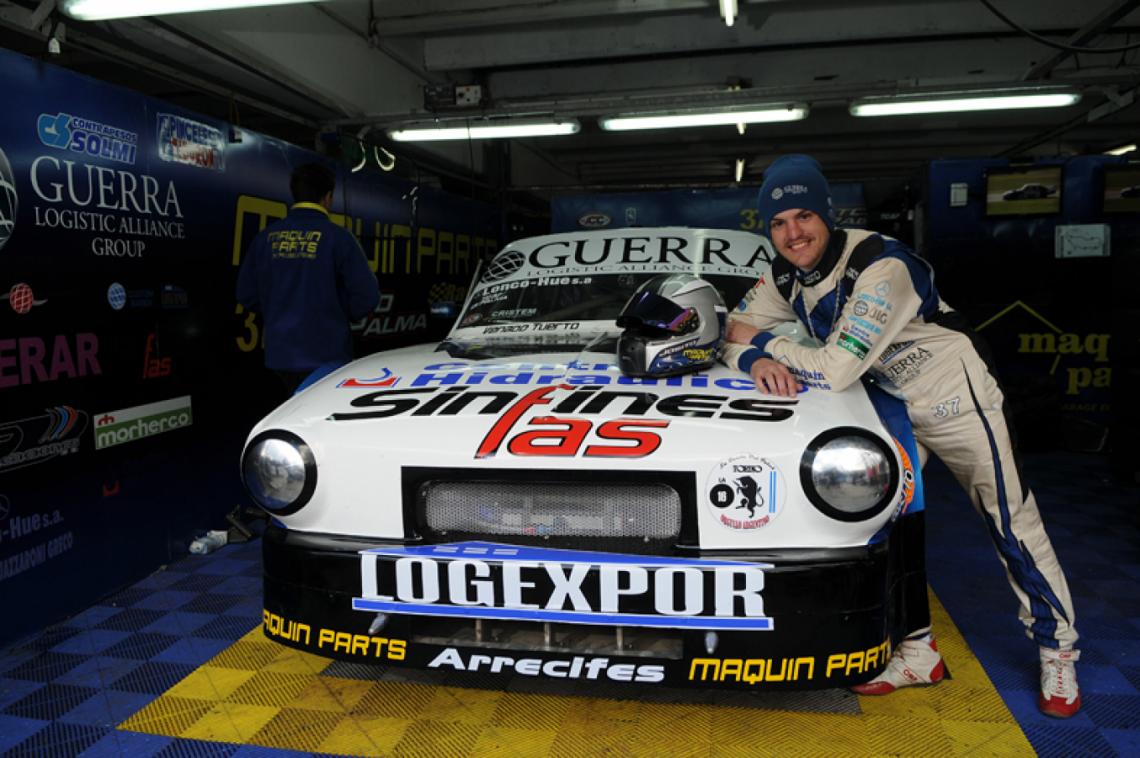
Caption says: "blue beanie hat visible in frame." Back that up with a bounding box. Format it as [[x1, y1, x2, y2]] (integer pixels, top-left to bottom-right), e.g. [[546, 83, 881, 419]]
[[756, 154, 834, 236]]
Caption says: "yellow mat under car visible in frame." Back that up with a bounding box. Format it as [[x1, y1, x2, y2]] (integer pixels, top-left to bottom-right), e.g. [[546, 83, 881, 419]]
[[119, 591, 1033, 756]]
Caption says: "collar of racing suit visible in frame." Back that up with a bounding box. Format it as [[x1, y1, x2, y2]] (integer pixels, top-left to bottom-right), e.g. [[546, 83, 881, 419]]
[[794, 229, 847, 287]]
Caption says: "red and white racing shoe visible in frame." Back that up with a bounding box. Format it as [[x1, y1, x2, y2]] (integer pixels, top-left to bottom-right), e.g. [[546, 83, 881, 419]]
[[1039, 647, 1081, 718], [851, 634, 945, 695]]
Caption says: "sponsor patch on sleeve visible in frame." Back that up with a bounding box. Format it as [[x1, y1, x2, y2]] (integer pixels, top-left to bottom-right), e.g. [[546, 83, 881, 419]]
[[837, 332, 870, 360]]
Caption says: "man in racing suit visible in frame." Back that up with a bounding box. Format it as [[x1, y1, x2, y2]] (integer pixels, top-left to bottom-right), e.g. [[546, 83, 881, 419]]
[[722, 155, 1080, 718]]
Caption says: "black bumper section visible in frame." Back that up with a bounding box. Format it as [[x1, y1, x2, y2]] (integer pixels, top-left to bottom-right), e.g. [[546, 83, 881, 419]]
[[261, 513, 926, 690]]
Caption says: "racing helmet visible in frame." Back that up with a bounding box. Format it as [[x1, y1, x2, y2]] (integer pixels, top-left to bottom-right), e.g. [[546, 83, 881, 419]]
[[616, 274, 726, 377]]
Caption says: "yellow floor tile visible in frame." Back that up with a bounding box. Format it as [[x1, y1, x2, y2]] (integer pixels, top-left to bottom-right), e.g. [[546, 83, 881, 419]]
[[470, 725, 559, 758], [164, 665, 258, 702], [292, 675, 375, 713], [350, 680, 438, 719], [941, 719, 1034, 756], [179, 701, 281, 743], [317, 714, 411, 756], [263, 645, 335, 675], [248, 707, 344, 751], [419, 685, 503, 725], [226, 671, 320, 708], [118, 696, 213, 735]]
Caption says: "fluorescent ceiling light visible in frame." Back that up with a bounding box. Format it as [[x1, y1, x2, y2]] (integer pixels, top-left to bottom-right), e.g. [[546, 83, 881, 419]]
[[1105, 143, 1136, 156], [600, 104, 807, 132], [61, 0, 328, 21], [388, 120, 580, 142], [850, 90, 1080, 117], [720, 0, 738, 27], [734, 158, 745, 183]]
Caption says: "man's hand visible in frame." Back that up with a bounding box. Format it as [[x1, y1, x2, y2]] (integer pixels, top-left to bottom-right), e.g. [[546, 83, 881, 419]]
[[726, 320, 760, 344], [750, 357, 801, 397]]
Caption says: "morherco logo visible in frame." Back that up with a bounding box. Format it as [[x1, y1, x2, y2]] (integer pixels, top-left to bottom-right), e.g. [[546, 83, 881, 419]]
[[353, 542, 774, 631], [0, 147, 16, 252], [94, 396, 192, 449]]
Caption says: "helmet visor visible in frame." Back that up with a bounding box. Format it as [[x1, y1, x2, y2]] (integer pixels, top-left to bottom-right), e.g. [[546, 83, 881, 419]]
[[616, 291, 699, 336]]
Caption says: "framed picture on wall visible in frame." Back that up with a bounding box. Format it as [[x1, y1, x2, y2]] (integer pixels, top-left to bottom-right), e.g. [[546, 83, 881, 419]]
[[1102, 165, 1140, 213], [984, 166, 1063, 216]]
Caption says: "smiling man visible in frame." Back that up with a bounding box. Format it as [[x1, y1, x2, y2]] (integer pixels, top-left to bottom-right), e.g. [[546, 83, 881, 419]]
[[721, 154, 1081, 718]]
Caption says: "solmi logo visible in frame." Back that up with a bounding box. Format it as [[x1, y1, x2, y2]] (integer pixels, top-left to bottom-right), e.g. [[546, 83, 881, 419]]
[[94, 395, 192, 450]]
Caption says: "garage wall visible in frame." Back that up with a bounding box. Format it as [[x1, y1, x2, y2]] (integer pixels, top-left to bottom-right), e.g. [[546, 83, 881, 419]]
[[925, 156, 1139, 457], [0, 48, 500, 648]]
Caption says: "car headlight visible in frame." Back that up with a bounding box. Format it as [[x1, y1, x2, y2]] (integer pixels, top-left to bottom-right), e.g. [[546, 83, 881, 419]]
[[241, 431, 316, 514], [799, 427, 898, 522]]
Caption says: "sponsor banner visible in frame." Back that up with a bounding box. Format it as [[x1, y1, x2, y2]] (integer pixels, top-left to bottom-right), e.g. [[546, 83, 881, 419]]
[[551, 185, 867, 235], [156, 113, 225, 170], [0, 406, 88, 473], [37, 112, 138, 165], [261, 520, 911, 690], [93, 395, 192, 450], [0, 45, 503, 651], [352, 542, 774, 631]]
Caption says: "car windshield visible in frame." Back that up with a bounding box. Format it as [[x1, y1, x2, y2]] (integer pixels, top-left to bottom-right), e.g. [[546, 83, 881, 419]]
[[447, 228, 775, 353]]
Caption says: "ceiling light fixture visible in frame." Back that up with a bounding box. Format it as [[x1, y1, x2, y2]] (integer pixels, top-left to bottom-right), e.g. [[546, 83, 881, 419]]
[[60, 0, 329, 21], [1105, 143, 1136, 156], [734, 158, 745, 183], [388, 119, 580, 142], [720, 0, 738, 28], [600, 104, 807, 132], [850, 88, 1080, 117]]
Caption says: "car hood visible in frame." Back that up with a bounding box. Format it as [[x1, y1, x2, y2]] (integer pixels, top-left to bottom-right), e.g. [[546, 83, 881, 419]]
[[247, 340, 904, 550]]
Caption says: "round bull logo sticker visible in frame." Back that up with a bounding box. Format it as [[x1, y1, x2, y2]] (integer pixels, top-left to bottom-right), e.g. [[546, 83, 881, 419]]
[[707, 455, 785, 530]]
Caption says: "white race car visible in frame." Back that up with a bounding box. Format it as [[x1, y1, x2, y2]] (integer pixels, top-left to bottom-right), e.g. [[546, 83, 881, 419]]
[[242, 227, 924, 690]]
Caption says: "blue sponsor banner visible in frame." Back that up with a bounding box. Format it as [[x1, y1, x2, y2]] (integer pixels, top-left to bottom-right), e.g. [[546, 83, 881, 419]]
[[354, 541, 775, 631], [0, 46, 499, 647], [551, 184, 867, 234]]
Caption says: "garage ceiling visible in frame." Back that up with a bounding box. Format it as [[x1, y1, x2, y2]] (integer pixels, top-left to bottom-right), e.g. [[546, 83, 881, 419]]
[[2, 0, 1139, 193]]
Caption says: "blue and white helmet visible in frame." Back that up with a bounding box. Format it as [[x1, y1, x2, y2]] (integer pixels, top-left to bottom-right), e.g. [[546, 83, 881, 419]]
[[616, 274, 726, 377]]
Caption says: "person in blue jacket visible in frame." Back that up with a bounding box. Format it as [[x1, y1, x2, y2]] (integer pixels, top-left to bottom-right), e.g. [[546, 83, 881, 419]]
[[237, 163, 379, 393]]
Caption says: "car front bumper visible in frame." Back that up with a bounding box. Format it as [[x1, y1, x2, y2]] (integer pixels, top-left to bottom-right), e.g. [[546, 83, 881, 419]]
[[260, 514, 925, 690]]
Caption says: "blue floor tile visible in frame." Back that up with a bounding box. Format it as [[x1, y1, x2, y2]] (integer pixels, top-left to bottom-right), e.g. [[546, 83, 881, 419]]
[[59, 689, 156, 727], [142, 611, 218, 637], [0, 678, 45, 710], [155, 737, 241, 756], [3, 720, 109, 757], [132, 591, 201, 613], [94, 608, 170, 633], [112, 661, 196, 696], [49, 629, 133, 656], [4, 652, 90, 682], [133, 571, 192, 592], [62, 607, 124, 630], [0, 713, 48, 752], [1101, 727, 1140, 758], [53, 656, 145, 690], [1, 682, 99, 720], [150, 637, 233, 667], [79, 729, 175, 757]]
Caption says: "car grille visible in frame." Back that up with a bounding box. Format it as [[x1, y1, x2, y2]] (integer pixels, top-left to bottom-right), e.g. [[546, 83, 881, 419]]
[[403, 467, 699, 555], [421, 481, 681, 540]]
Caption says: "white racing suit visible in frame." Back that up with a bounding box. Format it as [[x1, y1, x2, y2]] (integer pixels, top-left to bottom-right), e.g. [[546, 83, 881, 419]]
[[723, 229, 1077, 650]]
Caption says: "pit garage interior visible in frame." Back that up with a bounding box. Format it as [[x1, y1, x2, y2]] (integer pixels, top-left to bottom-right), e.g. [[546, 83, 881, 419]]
[[1, 0, 1139, 756]]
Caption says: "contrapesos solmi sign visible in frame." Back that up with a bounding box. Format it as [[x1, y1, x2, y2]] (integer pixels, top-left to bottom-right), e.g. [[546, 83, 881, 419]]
[[94, 396, 192, 450]]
